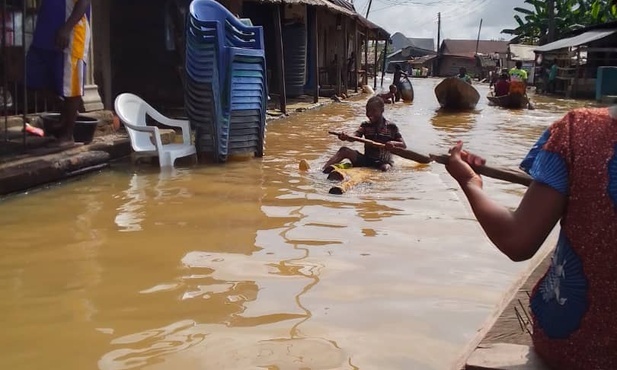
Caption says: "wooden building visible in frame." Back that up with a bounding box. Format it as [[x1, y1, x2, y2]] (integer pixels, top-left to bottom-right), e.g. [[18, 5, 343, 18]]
[[436, 39, 508, 78], [0, 0, 388, 128], [534, 22, 617, 99]]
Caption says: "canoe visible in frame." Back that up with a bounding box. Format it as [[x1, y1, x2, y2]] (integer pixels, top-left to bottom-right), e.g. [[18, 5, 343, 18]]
[[400, 77, 414, 102], [487, 93, 529, 109], [434, 77, 480, 111]]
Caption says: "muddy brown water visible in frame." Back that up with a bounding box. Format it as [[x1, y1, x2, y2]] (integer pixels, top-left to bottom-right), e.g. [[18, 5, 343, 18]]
[[0, 78, 591, 369]]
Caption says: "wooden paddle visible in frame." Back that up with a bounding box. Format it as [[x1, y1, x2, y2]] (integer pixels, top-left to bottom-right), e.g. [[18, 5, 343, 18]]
[[429, 154, 532, 187], [328, 131, 432, 164], [328, 131, 532, 187]]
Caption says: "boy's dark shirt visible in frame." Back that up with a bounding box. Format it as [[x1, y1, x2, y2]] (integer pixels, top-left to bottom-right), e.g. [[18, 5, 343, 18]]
[[354, 118, 402, 164]]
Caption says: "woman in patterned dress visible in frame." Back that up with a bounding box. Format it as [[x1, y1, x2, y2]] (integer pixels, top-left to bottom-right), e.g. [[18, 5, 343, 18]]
[[445, 105, 617, 369]]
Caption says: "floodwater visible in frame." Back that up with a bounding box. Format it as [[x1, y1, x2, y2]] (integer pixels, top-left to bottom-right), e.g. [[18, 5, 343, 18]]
[[0, 78, 592, 370]]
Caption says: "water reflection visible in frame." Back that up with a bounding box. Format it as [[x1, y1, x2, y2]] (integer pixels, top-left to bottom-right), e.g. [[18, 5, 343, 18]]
[[114, 169, 194, 232], [430, 109, 478, 134]]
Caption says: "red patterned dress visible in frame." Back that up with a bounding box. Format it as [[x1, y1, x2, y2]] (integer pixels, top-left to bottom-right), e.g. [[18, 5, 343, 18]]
[[520, 107, 617, 369]]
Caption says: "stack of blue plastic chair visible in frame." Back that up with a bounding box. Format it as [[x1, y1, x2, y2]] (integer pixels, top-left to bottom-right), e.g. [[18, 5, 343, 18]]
[[185, 0, 267, 162]]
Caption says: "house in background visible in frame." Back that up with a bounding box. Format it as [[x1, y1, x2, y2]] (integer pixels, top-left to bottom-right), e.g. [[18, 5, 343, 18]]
[[533, 21, 617, 99], [436, 39, 508, 77], [386, 32, 436, 74], [390, 32, 435, 53]]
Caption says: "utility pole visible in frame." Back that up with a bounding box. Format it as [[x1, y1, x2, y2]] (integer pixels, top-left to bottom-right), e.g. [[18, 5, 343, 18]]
[[475, 18, 483, 56], [437, 12, 441, 52], [365, 0, 373, 18], [547, 0, 555, 43]]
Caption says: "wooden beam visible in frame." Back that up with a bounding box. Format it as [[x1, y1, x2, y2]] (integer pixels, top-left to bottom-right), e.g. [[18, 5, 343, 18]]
[[343, 18, 348, 93], [381, 37, 387, 88], [336, 18, 343, 95], [310, 7, 319, 103], [373, 36, 378, 90], [273, 4, 286, 114], [364, 31, 369, 85], [353, 22, 359, 93]]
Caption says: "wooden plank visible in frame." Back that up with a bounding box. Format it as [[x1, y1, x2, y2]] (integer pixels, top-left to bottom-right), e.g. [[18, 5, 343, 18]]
[[373, 36, 378, 90], [364, 31, 369, 85], [273, 5, 286, 114], [336, 18, 343, 96], [342, 18, 348, 93], [466, 343, 550, 370], [353, 22, 359, 93]]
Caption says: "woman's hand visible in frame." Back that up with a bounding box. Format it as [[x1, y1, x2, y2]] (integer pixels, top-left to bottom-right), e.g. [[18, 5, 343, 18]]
[[338, 132, 349, 141], [445, 141, 485, 189]]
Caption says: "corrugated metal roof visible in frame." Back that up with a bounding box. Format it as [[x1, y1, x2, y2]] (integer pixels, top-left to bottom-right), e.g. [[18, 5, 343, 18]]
[[245, 0, 389, 38], [441, 39, 509, 58], [535, 29, 617, 52]]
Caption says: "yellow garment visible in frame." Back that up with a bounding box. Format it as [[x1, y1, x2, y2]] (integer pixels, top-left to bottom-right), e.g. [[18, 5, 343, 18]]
[[509, 67, 528, 83]]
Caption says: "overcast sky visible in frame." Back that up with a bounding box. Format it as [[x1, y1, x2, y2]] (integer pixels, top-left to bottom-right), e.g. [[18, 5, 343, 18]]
[[357, 0, 527, 45]]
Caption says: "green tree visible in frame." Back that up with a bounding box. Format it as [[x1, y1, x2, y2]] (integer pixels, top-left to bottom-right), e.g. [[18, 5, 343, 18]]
[[502, 0, 617, 45]]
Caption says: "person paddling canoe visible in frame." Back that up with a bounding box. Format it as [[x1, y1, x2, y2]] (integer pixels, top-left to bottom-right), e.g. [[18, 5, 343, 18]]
[[322, 96, 406, 173]]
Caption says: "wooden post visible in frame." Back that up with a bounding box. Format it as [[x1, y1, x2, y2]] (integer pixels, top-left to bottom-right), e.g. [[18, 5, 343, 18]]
[[342, 18, 348, 93], [364, 31, 369, 85], [353, 22, 359, 93], [274, 5, 286, 114], [311, 7, 319, 103], [573, 47, 581, 98], [381, 36, 387, 87], [336, 18, 343, 95], [373, 36, 378, 90]]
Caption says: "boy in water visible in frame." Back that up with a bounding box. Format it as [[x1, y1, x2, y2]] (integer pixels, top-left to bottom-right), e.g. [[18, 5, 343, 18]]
[[457, 67, 472, 84], [322, 96, 406, 173], [378, 85, 397, 104]]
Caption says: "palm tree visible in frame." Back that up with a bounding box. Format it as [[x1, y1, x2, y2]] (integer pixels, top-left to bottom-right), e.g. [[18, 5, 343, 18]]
[[502, 0, 616, 45]]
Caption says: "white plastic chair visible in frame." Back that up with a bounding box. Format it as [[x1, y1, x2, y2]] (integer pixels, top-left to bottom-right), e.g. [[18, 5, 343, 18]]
[[114, 93, 196, 168]]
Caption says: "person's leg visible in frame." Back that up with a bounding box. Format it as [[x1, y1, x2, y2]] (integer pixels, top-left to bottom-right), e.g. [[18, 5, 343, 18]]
[[322, 147, 360, 173], [55, 54, 85, 143]]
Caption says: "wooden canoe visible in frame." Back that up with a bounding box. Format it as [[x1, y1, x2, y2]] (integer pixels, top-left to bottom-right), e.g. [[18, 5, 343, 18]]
[[400, 77, 414, 102], [487, 93, 529, 109], [434, 77, 480, 111]]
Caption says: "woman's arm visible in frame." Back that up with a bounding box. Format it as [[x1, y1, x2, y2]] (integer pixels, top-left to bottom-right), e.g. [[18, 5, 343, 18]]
[[447, 142, 566, 261]]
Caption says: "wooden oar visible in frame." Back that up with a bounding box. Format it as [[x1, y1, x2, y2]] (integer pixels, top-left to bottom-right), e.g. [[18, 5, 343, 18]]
[[327, 131, 532, 187], [429, 154, 532, 187], [328, 131, 432, 163]]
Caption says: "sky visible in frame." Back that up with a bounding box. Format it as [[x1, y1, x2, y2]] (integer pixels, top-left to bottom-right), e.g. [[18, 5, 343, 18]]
[[357, 0, 528, 45]]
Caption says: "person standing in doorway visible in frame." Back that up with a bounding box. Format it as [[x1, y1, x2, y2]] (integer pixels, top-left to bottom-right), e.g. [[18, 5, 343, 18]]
[[26, 0, 92, 146]]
